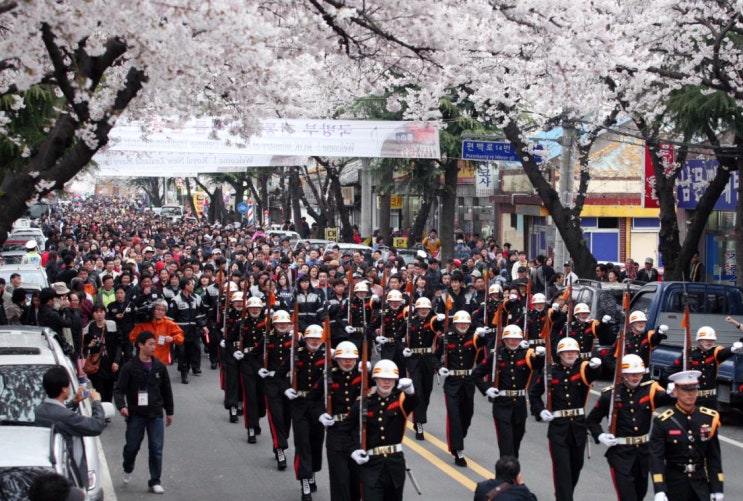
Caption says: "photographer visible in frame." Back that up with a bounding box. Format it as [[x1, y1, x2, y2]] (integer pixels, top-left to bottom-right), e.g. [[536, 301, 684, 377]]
[[38, 284, 76, 362], [127, 273, 162, 310], [129, 299, 183, 366]]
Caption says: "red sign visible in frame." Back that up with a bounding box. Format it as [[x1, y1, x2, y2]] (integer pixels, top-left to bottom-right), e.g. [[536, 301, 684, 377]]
[[643, 143, 674, 208]]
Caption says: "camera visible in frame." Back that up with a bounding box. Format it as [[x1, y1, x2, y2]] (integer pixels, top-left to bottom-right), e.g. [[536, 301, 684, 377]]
[[134, 302, 155, 323]]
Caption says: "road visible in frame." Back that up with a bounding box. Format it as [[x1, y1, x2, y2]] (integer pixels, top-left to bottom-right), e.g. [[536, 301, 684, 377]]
[[99, 355, 743, 500]]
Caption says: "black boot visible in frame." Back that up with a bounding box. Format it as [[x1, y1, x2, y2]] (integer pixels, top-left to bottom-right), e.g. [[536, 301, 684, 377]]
[[247, 428, 256, 444], [276, 448, 287, 470], [229, 407, 238, 423], [181, 371, 189, 384], [453, 450, 467, 467], [415, 422, 424, 440], [301, 479, 312, 501], [309, 474, 317, 492]]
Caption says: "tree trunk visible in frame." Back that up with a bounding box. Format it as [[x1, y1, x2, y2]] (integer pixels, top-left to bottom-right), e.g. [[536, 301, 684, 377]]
[[184, 178, 198, 216], [377, 162, 393, 245], [410, 194, 433, 247], [208, 186, 227, 224], [290, 167, 303, 230], [439, 159, 458, 261]]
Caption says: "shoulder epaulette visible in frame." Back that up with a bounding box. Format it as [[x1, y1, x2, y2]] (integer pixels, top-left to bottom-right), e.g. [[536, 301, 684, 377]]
[[699, 406, 719, 417], [656, 408, 674, 421], [602, 384, 614, 393]]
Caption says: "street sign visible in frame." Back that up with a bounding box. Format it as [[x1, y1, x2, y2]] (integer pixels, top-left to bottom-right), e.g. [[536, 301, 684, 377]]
[[236, 202, 248, 214], [392, 237, 408, 248], [325, 228, 339, 242], [462, 140, 543, 163]]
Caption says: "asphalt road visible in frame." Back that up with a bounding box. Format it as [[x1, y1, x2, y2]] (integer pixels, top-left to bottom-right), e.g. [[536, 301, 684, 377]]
[[99, 355, 743, 500]]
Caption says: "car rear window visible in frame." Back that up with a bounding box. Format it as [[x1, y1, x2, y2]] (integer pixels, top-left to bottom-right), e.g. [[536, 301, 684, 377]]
[[0, 365, 49, 423]]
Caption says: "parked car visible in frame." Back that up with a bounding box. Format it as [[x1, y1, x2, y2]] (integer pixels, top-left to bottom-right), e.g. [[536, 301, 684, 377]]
[[266, 230, 301, 246], [0, 264, 50, 290], [159, 205, 184, 222], [630, 281, 743, 412], [0, 326, 114, 500], [8, 228, 46, 250], [0, 239, 30, 264], [322, 243, 375, 267], [294, 239, 335, 252]]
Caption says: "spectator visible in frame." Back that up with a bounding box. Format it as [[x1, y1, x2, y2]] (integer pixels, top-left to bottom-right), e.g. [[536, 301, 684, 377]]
[[636, 257, 660, 283], [34, 367, 107, 491], [474, 456, 537, 501], [5, 287, 27, 325], [114, 330, 174, 494], [690, 251, 705, 282], [422, 229, 441, 256]]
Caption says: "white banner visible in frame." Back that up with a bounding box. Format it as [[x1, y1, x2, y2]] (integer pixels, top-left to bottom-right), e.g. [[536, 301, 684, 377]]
[[475, 163, 496, 197], [105, 118, 440, 159]]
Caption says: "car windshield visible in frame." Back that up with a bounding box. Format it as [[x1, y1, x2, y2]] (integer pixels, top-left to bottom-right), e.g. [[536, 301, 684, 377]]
[[0, 270, 47, 288], [161, 207, 181, 216], [0, 466, 53, 500], [1, 242, 27, 253], [0, 364, 49, 423]]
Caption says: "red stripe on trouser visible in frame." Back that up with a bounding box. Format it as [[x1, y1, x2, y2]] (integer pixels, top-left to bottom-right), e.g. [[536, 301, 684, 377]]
[[444, 394, 451, 452], [265, 395, 280, 450], [609, 466, 620, 500], [294, 453, 300, 478], [548, 440, 558, 499]]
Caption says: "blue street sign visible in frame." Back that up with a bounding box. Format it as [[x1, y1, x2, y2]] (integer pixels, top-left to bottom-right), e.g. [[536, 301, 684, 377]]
[[237, 202, 249, 214], [462, 140, 543, 163]]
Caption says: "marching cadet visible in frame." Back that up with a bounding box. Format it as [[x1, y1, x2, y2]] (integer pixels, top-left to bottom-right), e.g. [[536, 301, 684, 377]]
[[525, 293, 552, 348], [370, 289, 407, 372], [257, 310, 294, 471], [312, 341, 363, 501], [402, 296, 445, 440], [470, 324, 545, 458], [668, 325, 743, 409], [555, 302, 614, 360], [586, 354, 674, 501], [349, 360, 418, 501], [238, 296, 268, 442], [622, 311, 668, 368], [529, 337, 603, 501], [649, 370, 724, 501], [281, 324, 327, 501], [343, 281, 376, 353], [471, 284, 504, 345], [222, 291, 247, 423], [436, 310, 488, 466], [503, 285, 526, 328]]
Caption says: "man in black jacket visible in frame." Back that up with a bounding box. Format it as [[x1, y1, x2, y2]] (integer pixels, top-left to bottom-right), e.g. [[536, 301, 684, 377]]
[[114, 330, 174, 494], [474, 456, 537, 501]]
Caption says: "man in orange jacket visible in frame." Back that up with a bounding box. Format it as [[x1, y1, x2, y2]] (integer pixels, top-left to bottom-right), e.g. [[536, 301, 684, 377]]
[[129, 299, 184, 365]]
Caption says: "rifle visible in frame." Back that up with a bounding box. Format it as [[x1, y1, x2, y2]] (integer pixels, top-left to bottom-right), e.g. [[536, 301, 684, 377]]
[[238, 277, 248, 352], [216, 269, 224, 329], [291, 302, 299, 391], [562, 278, 573, 338], [609, 282, 630, 435], [263, 290, 275, 370], [323, 317, 332, 415], [681, 277, 691, 371], [544, 312, 554, 412], [444, 293, 452, 334], [522, 279, 532, 338], [491, 304, 503, 386], [406, 279, 414, 349], [359, 338, 369, 450], [482, 269, 488, 336], [346, 268, 354, 328]]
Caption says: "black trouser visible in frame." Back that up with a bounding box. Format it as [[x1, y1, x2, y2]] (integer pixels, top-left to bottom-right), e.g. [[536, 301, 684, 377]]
[[443, 379, 475, 452], [89, 370, 117, 403], [222, 355, 243, 409], [407, 354, 434, 424], [380, 341, 405, 375], [178, 335, 201, 374], [665, 467, 711, 501], [205, 324, 219, 364], [492, 398, 527, 458], [547, 418, 587, 501], [263, 378, 290, 450], [239, 364, 264, 429], [291, 398, 325, 480], [606, 445, 649, 501], [326, 425, 360, 501], [358, 453, 406, 501]]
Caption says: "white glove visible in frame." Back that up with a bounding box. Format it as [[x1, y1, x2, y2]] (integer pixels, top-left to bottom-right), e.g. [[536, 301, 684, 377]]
[[654, 493, 668, 501], [284, 388, 298, 400], [219, 339, 226, 348], [258, 368, 270, 379], [371, 294, 380, 303], [552, 303, 560, 311], [397, 377, 414, 394], [667, 382, 676, 397], [598, 433, 618, 447], [358, 361, 371, 372], [711, 493, 724, 501], [658, 324, 669, 334], [403, 347, 413, 358], [589, 357, 602, 369], [319, 413, 335, 427], [485, 387, 499, 399], [345, 325, 356, 334], [436, 313, 445, 322], [438, 367, 450, 378], [540, 409, 554, 422], [519, 340, 529, 349], [535, 346, 546, 356], [509, 294, 518, 301], [233, 350, 244, 360], [375, 336, 388, 345], [731, 341, 743, 354], [602, 315, 612, 324], [351, 449, 369, 465], [475, 327, 490, 335]]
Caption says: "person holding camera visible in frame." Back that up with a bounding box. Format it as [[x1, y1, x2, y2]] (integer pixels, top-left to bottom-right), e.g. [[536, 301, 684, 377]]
[[82, 304, 120, 402], [129, 299, 184, 367]]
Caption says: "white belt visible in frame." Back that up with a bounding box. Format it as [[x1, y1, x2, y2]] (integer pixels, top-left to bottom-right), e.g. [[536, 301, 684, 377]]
[[410, 347, 432, 354], [698, 389, 717, 397], [367, 443, 403, 456], [332, 413, 348, 422], [448, 370, 470, 376], [295, 390, 309, 397], [242, 347, 255, 353], [528, 339, 545, 346], [499, 389, 526, 397], [579, 352, 592, 360], [615, 434, 648, 445], [379, 337, 396, 343], [552, 408, 585, 418]]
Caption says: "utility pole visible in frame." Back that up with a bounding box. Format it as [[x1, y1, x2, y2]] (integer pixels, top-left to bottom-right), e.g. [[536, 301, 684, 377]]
[[554, 120, 575, 268], [360, 158, 372, 242]]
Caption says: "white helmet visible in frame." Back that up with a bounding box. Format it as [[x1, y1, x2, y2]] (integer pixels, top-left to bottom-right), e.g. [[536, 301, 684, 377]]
[[574, 303, 590, 315], [621, 354, 645, 374], [415, 297, 432, 309], [334, 341, 359, 359], [25, 240, 37, 250], [246, 297, 264, 309], [272, 310, 291, 324], [354, 282, 369, 293], [230, 291, 244, 303], [387, 290, 403, 302], [304, 324, 324, 339], [372, 359, 399, 380], [629, 311, 647, 324], [556, 337, 580, 354], [531, 293, 546, 305], [223, 282, 238, 293], [502, 324, 524, 339], [452, 311, 471, 324], [488, 284, 502, 295], [696, 326, 717, 342]]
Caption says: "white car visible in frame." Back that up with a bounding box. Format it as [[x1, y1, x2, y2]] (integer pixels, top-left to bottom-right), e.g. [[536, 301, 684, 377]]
[[0, 327, 114, 501]]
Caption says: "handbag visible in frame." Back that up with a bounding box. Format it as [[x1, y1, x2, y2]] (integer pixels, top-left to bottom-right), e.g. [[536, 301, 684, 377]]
[[82, 324, 106, 375]]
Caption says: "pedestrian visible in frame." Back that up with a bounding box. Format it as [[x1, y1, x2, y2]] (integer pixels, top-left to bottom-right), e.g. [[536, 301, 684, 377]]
[[586, 355, 674, 501], [34, 367, 107, 490], [114, 330, 175, 494], [473, 456, 537, 501], [129, 298, 184, 367], [636, 258, 660, 283], [649, 370, 723, 501], [82, 304, 120, 402], [349, 359, 418, 501], [167, 277, 208, 383], [689, 251, 705, 282]]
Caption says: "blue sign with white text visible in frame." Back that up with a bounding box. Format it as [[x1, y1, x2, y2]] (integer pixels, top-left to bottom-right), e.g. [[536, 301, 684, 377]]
[[677, 159, 738, 210], [462, 140, 543, 163]]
